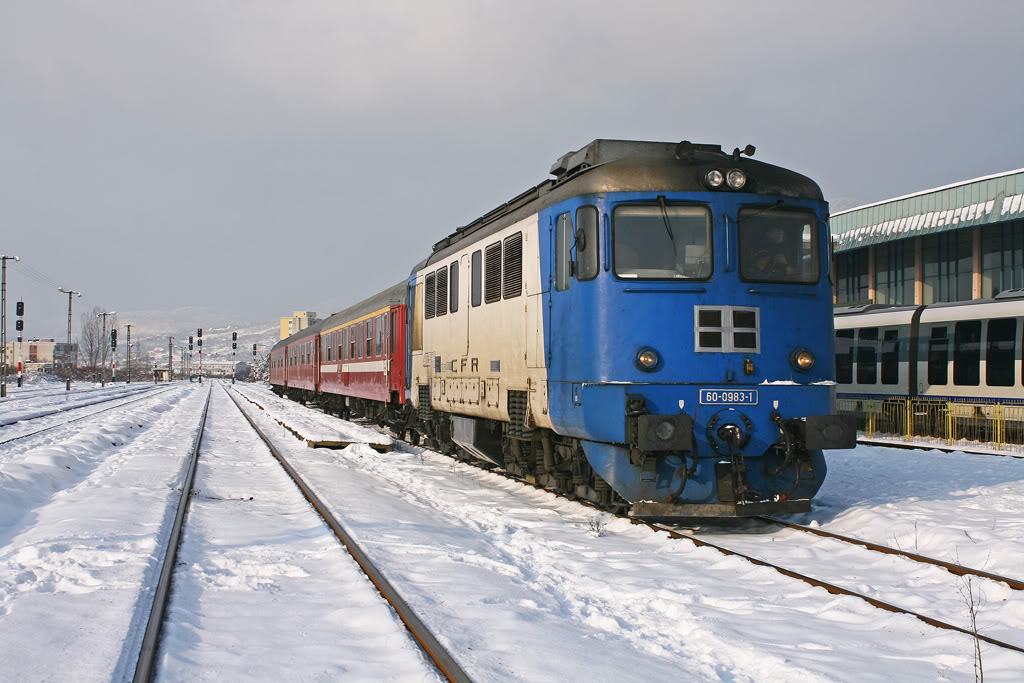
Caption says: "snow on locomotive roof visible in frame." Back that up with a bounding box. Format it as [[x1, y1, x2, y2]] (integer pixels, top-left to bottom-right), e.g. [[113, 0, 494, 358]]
[[413, 138, 824, 272]]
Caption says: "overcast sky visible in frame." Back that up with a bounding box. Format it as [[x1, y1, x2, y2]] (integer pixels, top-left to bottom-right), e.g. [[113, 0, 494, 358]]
[[3, 1, 1023, 336]]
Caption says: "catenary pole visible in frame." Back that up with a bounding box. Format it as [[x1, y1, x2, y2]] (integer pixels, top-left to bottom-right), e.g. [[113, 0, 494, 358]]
[[96, 311, 115, 386], [125, 324, 132, 383], [58, 287, 81, 391], [0, 255, 18, 397]]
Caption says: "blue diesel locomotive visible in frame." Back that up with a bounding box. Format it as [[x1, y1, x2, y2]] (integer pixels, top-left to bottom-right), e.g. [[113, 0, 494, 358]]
[[276, 139, 855, 518]]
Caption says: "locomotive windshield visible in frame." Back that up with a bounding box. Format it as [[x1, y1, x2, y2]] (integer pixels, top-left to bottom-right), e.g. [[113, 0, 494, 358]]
[[613, 204, 712, 279], [738, 208, 819, 283]]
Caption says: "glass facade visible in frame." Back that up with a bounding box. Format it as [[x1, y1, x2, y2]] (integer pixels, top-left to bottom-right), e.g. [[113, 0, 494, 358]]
[[835, 249, 869, 304], [921, 230, 973, 304], [981, 219, 1024, 298], [874, 239, 915, 305]]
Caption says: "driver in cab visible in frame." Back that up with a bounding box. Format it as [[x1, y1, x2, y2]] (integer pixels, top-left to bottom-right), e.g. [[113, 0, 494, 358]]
[[752, 223, 794, 278]]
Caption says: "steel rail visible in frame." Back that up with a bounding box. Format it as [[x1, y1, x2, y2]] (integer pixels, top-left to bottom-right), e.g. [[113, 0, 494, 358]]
[[857, 437, 1024, 459], [132, 386, 213, 683], [0, 385, 158, 427], [252, 389, 1024, 656], [225, 387, 473, 683], [757, 516, 1024, 591], [0, 387, 174, 447]]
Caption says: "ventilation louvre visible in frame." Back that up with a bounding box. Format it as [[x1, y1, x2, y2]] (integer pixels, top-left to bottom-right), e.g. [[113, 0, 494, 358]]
[[484, 241, 502, 304], [436, 267, 448, 316], [503, 233, 523, 299], [424, 273, 436, 319]]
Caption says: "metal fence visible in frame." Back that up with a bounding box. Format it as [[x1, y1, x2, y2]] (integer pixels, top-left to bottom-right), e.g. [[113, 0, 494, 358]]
[[837, 397, 1024, 452]]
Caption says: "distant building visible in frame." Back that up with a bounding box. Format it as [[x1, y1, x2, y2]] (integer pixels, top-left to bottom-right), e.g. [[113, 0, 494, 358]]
[[279, 311, 317, 340], [832, 168, 1024, 305], [2, 338, 78, 373]]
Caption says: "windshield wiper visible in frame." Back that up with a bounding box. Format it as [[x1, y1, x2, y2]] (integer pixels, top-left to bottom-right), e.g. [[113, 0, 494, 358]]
[[657, 196, 677, 256], [737, 199, 784, 223]]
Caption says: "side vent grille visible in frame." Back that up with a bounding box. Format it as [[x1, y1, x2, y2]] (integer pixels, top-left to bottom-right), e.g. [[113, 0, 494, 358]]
[[507, 390, 533, 439], [418, 384, 433, 420], [424, 273, 436, 319], [484, 241, 502, 304], [503, 232, 523, 299], [436, 267, 448, 316]]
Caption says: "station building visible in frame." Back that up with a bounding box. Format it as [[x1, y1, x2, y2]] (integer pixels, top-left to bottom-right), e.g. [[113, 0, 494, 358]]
[[831, 168, 1024, 305]]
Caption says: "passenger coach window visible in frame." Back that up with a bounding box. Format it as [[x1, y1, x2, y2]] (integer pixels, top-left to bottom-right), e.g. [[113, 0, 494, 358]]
[[881, 329, 900, 385], [953, 320, 981, 386], [835, 329, 854, 384], [471, 250, 482, 306], [450, 262, 459, 313], [556, 213, 572, 291], [375, 315, 383, 356], [357, 323, 363, 359], [987, 318, 1016, 387], [484, 241, 502, 303], [928, 326, 948, 385], [739, 209, 819, 284], [390, 311, 397, 353], [576, 206, 599, 281], [856, 328, 878, 384], [614, 204, 711, 280], [365, 320, 373, 357]]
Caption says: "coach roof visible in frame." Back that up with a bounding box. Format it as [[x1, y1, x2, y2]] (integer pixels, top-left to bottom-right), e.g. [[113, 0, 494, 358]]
[[320, 281, 408, 331]]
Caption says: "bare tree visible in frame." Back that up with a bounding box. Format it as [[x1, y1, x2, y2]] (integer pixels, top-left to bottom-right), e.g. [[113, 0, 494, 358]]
[[79, 307, 102, 370]]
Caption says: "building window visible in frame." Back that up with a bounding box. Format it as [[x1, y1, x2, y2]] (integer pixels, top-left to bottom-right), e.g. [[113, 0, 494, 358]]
[[473, 250, 485, 307], [982, 220, 1024, 298], [953, 320, 981, 386], [835, 329, 854, 384], [922, 231, 973, 304], [875, 240, 914, 305], [856, 327, 878, 384], [836, 249, 869, 303], [986, 317, 1016, 386], [484, 241, 502, 303]]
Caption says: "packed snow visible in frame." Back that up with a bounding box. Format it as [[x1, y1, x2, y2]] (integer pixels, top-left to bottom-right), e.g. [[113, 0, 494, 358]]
[[1, 380, 1023, 682]]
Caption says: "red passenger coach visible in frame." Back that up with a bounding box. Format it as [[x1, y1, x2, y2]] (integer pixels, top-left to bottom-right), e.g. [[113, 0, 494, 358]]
[[317, 282, 408, 417], [270, 282, 408, 423]]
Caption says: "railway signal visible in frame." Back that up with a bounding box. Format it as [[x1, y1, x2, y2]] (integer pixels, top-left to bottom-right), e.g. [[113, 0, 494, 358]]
[[14, 299, 24, 386], [15, 300, 23, 316], [111, 328, 117, 349]]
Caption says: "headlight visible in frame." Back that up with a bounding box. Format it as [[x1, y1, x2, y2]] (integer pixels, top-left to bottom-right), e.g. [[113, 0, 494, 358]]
[[705, 169, 724, 188], [791, 349, 815, 371], [726, 169, 746, 189], [636, 348, 659, 370]]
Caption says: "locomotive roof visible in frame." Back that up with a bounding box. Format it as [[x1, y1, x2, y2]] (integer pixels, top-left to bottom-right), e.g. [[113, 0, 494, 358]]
[[413, 138, 824, 271], [320, 281, 408, 330]]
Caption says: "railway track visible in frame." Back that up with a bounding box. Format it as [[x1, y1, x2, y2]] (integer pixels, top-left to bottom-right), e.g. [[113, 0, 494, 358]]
[[857, 436, 1024, 459], [132, 383, 471, 682], [238, 388, 1024, 657], [0, 386, 173, 448]]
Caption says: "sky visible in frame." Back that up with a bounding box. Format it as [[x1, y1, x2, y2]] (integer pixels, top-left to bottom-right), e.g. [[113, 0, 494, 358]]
[[2, 1, 1023, 336]]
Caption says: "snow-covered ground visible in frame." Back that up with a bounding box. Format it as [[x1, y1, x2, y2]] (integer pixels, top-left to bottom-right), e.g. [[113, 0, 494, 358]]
[[2, 380, 1023, 681]]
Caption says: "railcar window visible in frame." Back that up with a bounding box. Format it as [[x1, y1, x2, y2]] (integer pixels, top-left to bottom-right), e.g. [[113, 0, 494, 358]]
[[381, 314, 388, 357], [471, 250, 482, 307], [390, 311, 397, 354], [436, 267, 448, 316], [484, 241, 502, 303], [424, 273, 436, 319], [375, 315, 383, 356], [987, 318, 1016, 386], [953, 320, 982, 386], [927, 326, 948, 385], [556, 213, 572, 290], [338, 330, 344, 362], [576, 206, 599, 281], [835, 329, 854, 384], [450, 262, 459, 313], [856, 328, 878, 384], [357, 323, 363, 359], [503, 232, 523, 299], [365, 319, 373, 358], [881, 329, 900, 385], [614, 204, 711, 280], [738, 209, 819, 284]]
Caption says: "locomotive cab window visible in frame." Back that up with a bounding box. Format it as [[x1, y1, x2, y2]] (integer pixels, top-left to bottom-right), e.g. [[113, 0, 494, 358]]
[[614, 204, 711, 280], [739, 208, 819, 284], [576, 206, 599, 281]]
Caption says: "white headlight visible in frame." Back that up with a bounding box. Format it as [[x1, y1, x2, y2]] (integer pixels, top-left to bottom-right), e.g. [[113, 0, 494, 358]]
[[727, 169, 746, 189], [705, 169, 724, 188]]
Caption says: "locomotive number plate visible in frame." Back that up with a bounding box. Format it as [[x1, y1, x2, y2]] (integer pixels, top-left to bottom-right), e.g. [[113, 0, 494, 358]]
[[699, 389, 758, 405]]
